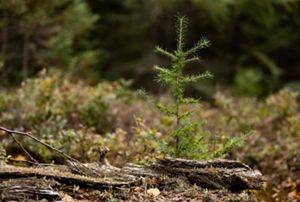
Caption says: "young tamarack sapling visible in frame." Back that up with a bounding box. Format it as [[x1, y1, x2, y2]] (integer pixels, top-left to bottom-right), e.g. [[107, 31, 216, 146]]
[[139, 16, 243, 159]]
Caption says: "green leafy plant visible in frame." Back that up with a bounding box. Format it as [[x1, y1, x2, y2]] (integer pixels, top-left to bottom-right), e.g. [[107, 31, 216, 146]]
[[140, 16, 243, 159]]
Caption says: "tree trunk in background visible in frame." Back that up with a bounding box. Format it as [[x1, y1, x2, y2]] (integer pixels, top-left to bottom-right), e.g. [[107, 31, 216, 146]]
[[1, 11, 8, 62], [22, 33, 29, 78]]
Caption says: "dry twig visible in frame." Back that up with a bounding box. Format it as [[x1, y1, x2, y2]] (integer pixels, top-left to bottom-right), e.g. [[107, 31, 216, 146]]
[[0, 126, 107, 177], [0, 126, 78, 163]]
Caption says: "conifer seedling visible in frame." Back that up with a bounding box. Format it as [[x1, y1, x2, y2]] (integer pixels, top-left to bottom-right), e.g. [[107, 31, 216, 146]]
[[139, 16, 243, 159]]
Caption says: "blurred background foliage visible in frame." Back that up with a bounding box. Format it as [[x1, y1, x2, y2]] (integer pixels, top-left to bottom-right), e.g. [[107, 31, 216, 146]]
[[1, 1, 300, 200], [1, 0, 300, 96]]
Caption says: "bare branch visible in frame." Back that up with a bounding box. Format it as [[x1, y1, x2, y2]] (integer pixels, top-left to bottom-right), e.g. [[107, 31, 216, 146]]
[[10, 133, 39, 164], [0, 126, 78, 163]]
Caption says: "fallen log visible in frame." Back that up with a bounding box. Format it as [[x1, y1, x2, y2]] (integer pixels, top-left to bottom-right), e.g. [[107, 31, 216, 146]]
[[0, 157, 263, 191], [150, 157, 263, 191], [66, 157, 263, 192], [156, 157, 251, 169], [0, 157, 264, 201], [0, 185, 60, 201], [0, 165, 135, 188]]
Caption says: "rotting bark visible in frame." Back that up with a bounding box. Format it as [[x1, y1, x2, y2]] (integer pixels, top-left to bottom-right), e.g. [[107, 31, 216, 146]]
[[0, 165, 135, 188], [0, 157, 263, 194], [151, 157, 263, 191], [1, 184, 60, 201]]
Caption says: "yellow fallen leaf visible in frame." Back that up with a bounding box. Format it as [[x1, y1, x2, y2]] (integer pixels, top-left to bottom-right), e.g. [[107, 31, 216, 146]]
[[133, 186, 144, 193], [147, 188, 160, 198], [15, 155, 26, 161], [288, 190, 299, 199], [61, 192, 76, 202]]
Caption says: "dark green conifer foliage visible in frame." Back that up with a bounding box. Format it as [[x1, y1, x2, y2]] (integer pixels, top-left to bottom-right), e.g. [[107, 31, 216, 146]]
[[140, 16, 243, 159]]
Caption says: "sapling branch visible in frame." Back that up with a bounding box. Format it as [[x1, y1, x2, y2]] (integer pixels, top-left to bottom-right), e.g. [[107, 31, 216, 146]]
[[185, 57, 201, 64], [155, 46, 176, 60], [176, 16, 187, 52], [184, 38, 210, 57]]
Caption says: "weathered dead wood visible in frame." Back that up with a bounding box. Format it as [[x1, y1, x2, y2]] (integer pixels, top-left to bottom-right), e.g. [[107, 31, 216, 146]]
[[0, 158, 264, 201], [64, 153, 263, 192], [0, 165, 135, 188], [67, 157, 263, 192], [152, 164, 263, 191], [121, 163, 161, 177], [156, 157, 251, 169], [0, 177, 61, 201], [67, 160, 137, 182], [150, 157, 263, 191], [0, 185, 60, 201], [0, 157, 263, 192]]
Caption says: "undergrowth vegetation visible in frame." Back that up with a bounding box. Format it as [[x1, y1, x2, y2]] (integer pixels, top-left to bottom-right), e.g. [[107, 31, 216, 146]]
[[0, 72, 300, 200]]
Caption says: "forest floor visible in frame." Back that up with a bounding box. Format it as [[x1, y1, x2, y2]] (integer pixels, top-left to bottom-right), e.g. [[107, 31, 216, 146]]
[[1, 78, 300, 201]]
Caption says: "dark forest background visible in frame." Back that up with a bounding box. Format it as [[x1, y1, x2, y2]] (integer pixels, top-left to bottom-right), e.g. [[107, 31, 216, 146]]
[[1, 0, 300, 96]]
